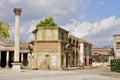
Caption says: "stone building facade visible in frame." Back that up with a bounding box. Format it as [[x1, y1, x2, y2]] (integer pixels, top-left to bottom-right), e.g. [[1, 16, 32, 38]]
[[113, 34, 120, 58], [30, 27, 69, 70], [0, 38, 29, 68], [79, 39, 92, 67], [30, 27, 92, 70], [92, 48, 114, 64], [68, 35, 80, 67], [0, 27, 92, 70]]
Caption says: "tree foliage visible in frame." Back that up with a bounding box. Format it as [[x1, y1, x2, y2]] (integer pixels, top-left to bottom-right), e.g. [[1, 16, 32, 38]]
[[0, 22, 10, 38], [36, 17, 58, 28]]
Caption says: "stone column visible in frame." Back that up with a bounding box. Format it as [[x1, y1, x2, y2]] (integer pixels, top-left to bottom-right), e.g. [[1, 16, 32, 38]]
[[80, 43, 84, 68], [74, 53, 76, 67], [28, 53, 31, 68], [21, 53, 23, 63], [12, 8, 22, 71], [63, 55, 66, 69], [87, 56, 89, 66], [6, 51, 9, 68]]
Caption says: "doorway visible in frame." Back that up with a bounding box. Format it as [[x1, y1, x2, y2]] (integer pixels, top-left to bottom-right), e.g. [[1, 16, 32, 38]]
[[1, 51, 6, 67], [66, 53, 69, 67]]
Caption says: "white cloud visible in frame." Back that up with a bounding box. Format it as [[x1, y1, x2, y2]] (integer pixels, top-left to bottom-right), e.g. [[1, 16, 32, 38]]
[[0, 0, 90, 23], [23, 0, 76, 17], [10, 15, 120, 46], [61, 16, 120, 46], [0, 1, 4, 8], [10, 20, 39, 41], [0, 0, 20, 8], [8, 0, 20, 4], [20, 20, 39, 41], [91, 16, 118, 34]]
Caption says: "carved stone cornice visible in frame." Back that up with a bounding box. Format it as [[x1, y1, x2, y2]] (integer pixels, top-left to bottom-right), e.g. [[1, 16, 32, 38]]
[[13, 8, 22, 15]]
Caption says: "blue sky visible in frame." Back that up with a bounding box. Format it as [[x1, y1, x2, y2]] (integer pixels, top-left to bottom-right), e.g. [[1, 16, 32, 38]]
[[84, 0, 120, 22], [0, 0, 120, 47]]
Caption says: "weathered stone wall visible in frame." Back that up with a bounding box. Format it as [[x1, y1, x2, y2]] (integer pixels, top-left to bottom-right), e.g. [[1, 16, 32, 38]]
[[36, 28, 59, 41], [32, 27, 68, 70], [33, 51, 62, 70], [35, 42, 60, 51]]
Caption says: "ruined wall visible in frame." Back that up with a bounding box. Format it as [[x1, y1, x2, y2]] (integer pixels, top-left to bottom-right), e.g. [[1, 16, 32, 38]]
[[36, 28, 59, 41]]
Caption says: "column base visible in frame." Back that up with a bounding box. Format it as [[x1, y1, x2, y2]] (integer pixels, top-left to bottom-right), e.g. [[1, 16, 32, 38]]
[[6, 66, 9, 69], [12, 62, 22, 71]]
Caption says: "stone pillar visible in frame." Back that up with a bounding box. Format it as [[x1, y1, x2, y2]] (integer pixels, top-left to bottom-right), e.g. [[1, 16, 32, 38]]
[[6, 51, 9, 68], [63, 55, 66, 69], [21, 53, 23, 63], [87, 56, 89, 66], [80, 43, 84, 68], [12, 8, 22, 71], [75, 53, 76, 67], [28, 53, 31, 68]]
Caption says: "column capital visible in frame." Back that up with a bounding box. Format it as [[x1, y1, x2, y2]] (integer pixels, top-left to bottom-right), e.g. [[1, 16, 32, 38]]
[[13, 8, 22, 15]]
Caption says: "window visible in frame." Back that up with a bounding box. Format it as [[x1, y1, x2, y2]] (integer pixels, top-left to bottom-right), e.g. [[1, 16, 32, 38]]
[[45, 55, 50, 57], [61, 32, 64, 40], [76, 41, 78, 45], [69, 56, 71, 65], [69, 38, 71, 43], [116, 42, 120, 49], [73, 39, 75, 44], [61, 55, 64, 66]]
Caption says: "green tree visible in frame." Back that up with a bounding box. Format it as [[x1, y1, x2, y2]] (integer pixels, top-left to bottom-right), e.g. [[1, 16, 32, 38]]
[[36, 17, 58, 28], [0, 22, 10, 38]]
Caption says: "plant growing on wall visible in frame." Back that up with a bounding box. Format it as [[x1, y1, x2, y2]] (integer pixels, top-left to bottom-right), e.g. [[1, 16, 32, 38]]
[[36, 17, 58, 28], [0, 22, 10, 38]]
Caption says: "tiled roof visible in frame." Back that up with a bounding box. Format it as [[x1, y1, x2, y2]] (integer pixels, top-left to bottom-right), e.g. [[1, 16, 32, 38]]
[[0, 37, 14, 47], [113, 34, 120, 37], [79, 38, 92, 45], [0, 37, 29, 50]]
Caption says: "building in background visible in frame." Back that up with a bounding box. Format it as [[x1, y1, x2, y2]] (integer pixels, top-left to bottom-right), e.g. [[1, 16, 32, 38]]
[[68, 35, 80, 67], [30, 27, 69, 70], [113, 34, 120, 58], [92, 47, 114, 65], [79, 39, 92, 68], [0, 27, 93, 70], [30, 27, 92, 70], [0, 37, 29, 68]]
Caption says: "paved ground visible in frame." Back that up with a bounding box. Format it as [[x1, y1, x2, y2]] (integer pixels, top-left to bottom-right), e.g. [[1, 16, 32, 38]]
[[0, 66, 120, 80]]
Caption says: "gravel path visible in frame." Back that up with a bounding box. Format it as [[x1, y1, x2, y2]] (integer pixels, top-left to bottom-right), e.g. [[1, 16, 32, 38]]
[[0, 66, 120, 80]]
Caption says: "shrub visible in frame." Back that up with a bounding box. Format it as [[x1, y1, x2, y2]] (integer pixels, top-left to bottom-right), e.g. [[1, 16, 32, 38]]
[[111, 59, 120, 72]]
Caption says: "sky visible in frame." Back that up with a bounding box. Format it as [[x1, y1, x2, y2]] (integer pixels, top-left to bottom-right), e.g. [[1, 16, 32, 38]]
[[0, 0, 120, 47]]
